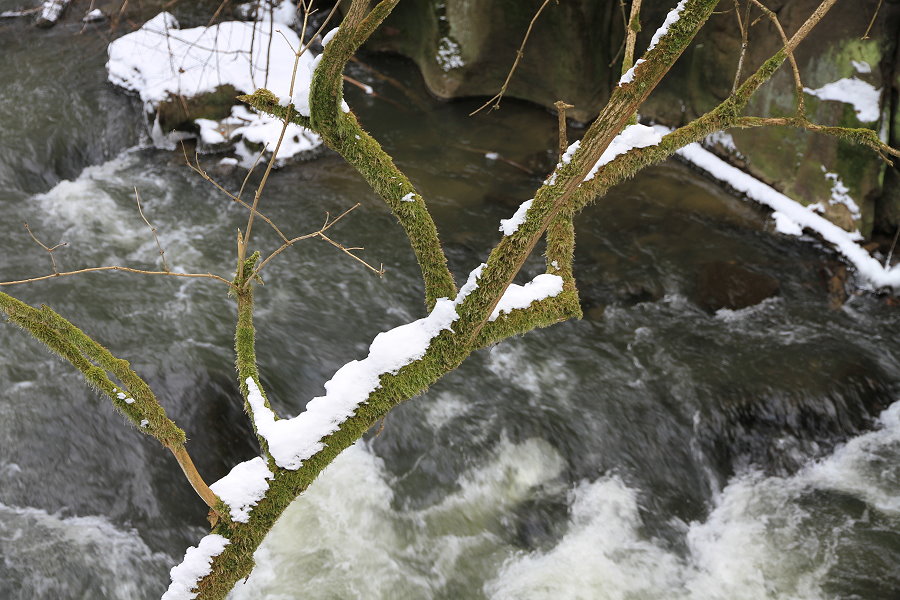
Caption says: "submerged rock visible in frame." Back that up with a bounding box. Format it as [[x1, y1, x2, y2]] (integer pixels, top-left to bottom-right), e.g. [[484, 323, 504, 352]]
[[694, 261, 780, 313]]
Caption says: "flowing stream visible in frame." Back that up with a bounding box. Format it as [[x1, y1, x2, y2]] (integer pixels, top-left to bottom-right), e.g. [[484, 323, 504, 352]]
[[1, 8, 899, 599]]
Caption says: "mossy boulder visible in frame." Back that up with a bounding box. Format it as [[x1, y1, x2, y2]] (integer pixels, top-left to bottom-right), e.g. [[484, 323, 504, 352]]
[[157, 84, 240, 133], [365, 0, 622, 123], [366, 0, 900, 239]]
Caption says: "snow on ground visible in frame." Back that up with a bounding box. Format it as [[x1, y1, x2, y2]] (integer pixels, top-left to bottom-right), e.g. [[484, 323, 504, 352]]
[[803, 78, 881, 122], [210, 457, 274, 523], [161, 534, 230, 600], [652, 125, 900, 290], [106, 8, 322, 163]]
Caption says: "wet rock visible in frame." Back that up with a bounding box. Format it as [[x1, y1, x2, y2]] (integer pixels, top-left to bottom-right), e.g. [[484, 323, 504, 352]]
[[34, 0, 70, 28], [365, 0, 621, 124], [365, 0, 900, 239], [694, 261, 780, 313], [156, 84, 240, 134]]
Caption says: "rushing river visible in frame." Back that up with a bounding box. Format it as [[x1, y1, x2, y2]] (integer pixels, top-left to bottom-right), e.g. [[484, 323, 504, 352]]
[[1, 6, 899, 599]]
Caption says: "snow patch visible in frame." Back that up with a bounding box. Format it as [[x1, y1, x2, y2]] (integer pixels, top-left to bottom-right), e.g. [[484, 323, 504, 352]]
[[803, 78, 881, 122], [647, 0, 689, 52], [400, 192, 416, 202], [210, 457, 274, 523], [822, 168, 861, 220], [585, 124, 663, 181], [654, 124, 900, 289], [436, 37, 464, 71], [106, 12, 321, 161], [499, 199, 533, 236], [851, 60, 871, 74], [162, 534, 230, 600], [618, 59, 644, 86], [490, 274, 564, 320], [321, 26, 339, 47]]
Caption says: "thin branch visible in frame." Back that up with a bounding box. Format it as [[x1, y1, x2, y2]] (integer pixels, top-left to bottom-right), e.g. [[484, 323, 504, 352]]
[[183, 147, 291, 243], [251, 203, 384, 278], [749, 0, 805, 115], [733, 116, 900, 164], [469, 0, 554, 116], [621, 0, 643, 76], [24, 222, 66, 275], [862, 0, 884, 39], [731, 0, 751, 93], [0, 266, 235, 288], [134, 187, 170, 272], [554, 100, 575, 161]]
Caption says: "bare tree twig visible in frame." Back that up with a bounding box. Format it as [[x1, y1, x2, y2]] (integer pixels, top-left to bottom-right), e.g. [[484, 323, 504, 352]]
[[750, 0, 805, 115], [134, 187, 170, 273], [24, 223, 66, 275], [469, 0, 555, 116], [862, 0, 884, 39], [251, 203, 384, 278], [731, 0, 751, 93], [0, 266, 235, 288]]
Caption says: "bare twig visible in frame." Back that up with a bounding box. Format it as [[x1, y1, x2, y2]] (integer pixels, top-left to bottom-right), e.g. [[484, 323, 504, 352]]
[[622, 0, 643, 76], [134, 187, 170, 272], [0, 266, 234, 288], [731, 0, 751, 93], [251, 203, 384, 278], [183, 147, 291, 242], [24, 223, 66, 275], [470, 0, 555, 116], [750, 0, 805, 115], [862, 0, 884, 39], [554, 100, 575, 161]]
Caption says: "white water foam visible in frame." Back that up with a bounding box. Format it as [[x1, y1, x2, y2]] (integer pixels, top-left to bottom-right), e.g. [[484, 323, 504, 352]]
[[0, 502, 171, 598], [227, 401, 900, 599]]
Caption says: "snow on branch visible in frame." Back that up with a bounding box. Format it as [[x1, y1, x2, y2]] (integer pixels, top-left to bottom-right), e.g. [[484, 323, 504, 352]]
[[161, 534, 230, 600]]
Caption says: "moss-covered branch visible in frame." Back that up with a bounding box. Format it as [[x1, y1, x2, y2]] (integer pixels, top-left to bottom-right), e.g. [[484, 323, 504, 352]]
[[243, 0, 456, 309], [0, 290, 221, 513]]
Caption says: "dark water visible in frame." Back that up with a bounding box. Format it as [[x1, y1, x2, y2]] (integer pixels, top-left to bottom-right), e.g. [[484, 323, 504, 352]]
[[1, 9, 899, 600]]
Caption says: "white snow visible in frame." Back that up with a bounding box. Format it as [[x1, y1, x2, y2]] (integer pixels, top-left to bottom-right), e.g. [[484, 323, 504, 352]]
[[851, 60, 871, 74], [236, 1, 297, 25], [210, 457, 274, 523], [244, 257, 565, 471], [245, 299, 460, 470], [436, 37, 464, 71], [161, 534, 230, 600], [618, 59, 644, 86], [803, 78, 881, 122], [647, 0, 688, 52], [485, 152, 500, 160], [83, 8, 104, 22], [652, 124, 900, 289], [585, 124, 663, 180], [321, 27, 339, 47], [499, 199, 533, 236], [400, 192, 416, 202], [822, 169, 862, 220], [545, 124, 663, 185], [490, 274, 564, 320], [107, 12, 321, 160]]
